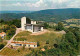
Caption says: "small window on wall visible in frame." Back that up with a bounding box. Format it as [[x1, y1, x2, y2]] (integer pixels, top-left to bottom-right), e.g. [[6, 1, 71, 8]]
[[16, 44, 22, 46], [28, 45, 30, 47], [34, 45, 36, 47]]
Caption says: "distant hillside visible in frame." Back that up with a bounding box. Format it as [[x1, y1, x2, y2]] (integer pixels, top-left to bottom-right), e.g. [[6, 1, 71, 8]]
[[0, 11, 34, 13], [0, 8, 80, 23]]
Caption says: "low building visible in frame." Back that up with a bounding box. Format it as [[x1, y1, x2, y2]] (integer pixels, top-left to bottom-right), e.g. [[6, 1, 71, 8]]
[[21, 17, 44, 33], [11, 41, 37, 48], [0, 32, 6, 39]]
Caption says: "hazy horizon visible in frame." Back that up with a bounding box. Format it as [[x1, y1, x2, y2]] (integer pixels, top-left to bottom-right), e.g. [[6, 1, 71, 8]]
[[0, 8, 80, 12]]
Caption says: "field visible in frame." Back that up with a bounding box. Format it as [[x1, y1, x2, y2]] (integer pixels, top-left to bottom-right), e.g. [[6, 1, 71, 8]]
[[0, 29, 63, 56], [65, 19, 80, 23], [0, 47, 32, 56], [63, 19, 80, 28], [64, 24, 80, 28]]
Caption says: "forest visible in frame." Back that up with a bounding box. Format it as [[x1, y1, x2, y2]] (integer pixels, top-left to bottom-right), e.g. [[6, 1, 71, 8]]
[[0, 8, 80, 23]]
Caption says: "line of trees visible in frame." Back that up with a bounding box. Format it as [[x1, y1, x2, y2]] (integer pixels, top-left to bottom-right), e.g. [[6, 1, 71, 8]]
[[0, 19, 21, 28], [44, 22, 64, 31]]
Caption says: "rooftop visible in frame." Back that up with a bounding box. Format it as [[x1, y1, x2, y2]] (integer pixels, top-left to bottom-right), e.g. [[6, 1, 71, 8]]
[[25, 24, 44, 27], [0, 32, 6, 35], [11, 41, 37, 45]]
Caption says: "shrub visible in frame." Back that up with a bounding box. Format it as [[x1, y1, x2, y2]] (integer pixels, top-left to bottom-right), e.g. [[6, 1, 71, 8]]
[[0, 44, 4, 49], [17, 49, 20, 52], [11, 45, 13, 48], [0, 37, 3, 42], [37, 41, 40, 46], [44, 46, 48, 50], [54, 44, 58, 48], [46, 40, 49, 44], [23, 44, 25, 50]]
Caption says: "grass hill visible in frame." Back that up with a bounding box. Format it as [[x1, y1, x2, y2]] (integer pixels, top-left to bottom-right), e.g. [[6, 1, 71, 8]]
[[14, 30, 63, 47], [0, 8, 80, 22], [0, 30, 63, 56]]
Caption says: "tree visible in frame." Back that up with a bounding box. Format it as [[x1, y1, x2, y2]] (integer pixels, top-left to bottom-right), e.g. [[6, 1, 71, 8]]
[[26, 18, 31, 24], [73, 28, 80, 42], [11, 19, 21, 28], [46, 40, 49, 44], [23, 44, 25, 50], [2, 25, 10, 32], [17, 49, 20, 52], [4, 19, 21, 28], [65, 31, 77, 44], [0, 44, 4, 49], [44, 45, 48, 50], [0, 37, 3, 42], [56, 22, 64, 31], [68, 27, 74, 32], [11, 45, 13, 48], [54, 44, 58, 48], [37, 41, 40, 46], [0, 19, 4, 23], [44, 23, 49, 29]]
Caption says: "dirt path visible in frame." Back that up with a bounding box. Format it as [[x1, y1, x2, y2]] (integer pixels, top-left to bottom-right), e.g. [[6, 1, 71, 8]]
[[16, 28, 22, 34]]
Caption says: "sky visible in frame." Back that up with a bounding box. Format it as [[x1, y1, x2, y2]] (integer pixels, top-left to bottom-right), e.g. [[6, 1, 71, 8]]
[[0, 0, 80, 11]]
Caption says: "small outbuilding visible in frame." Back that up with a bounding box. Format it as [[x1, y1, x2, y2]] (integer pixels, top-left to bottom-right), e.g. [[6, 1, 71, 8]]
[[11, 41, 37, 48], [0, 32, 6, 39]]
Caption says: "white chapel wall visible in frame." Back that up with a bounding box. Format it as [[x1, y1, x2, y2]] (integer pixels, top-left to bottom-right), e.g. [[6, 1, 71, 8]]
[[21, 17, 26, 30]]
